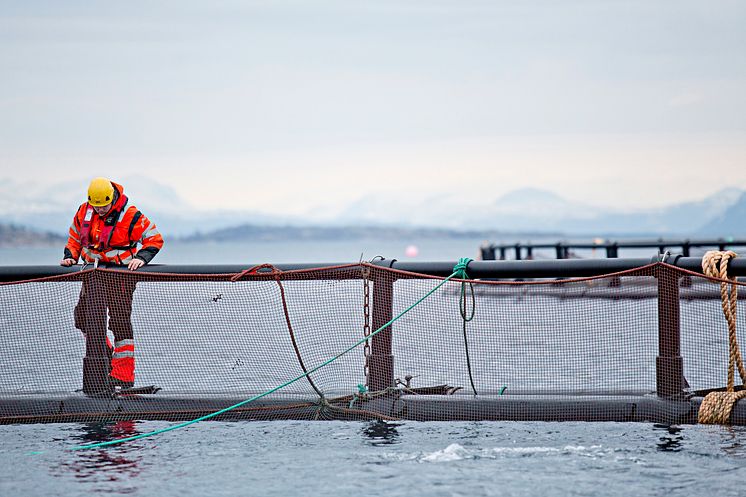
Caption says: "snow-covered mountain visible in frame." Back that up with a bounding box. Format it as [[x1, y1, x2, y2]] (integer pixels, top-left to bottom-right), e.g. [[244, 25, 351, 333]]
[[309, 188, 600, 230], [697, 192, 746, 236], [1, 176, 745, 238], [311, 187, 746, 236], [0, 175, 296, 237]]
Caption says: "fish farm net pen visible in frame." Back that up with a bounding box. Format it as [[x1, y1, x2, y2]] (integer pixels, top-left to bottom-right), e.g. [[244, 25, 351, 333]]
[[73, 258, 474, 450], [3, 253, 746, 450]]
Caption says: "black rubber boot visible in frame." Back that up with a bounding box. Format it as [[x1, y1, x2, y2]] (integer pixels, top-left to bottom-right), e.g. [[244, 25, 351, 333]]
[[108, 376, 134, 390]]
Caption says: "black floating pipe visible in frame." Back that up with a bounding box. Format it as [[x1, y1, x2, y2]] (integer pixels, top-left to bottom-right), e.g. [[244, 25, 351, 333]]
[[2, 257, 746, 282], [375, 257, 746, 278]]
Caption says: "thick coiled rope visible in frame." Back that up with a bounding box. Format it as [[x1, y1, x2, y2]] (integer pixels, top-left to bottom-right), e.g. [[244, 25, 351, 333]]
[[698, 251, 746, 424]]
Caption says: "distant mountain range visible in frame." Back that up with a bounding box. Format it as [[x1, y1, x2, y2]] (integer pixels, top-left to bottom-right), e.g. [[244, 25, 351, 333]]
[[0, 223, 64, 248], [1, 176, 745, 247], [321, 187, 746, 236], [182, 224, 546, 243]]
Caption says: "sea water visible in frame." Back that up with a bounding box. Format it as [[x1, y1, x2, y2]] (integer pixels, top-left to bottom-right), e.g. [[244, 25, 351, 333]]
[[0, 236, 673, 266], [1, 420, 745, 496], [1, 238, 490, 266]]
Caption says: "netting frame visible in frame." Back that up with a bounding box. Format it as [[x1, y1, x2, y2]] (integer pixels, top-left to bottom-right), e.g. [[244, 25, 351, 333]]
[[2, 257, 746, 425]]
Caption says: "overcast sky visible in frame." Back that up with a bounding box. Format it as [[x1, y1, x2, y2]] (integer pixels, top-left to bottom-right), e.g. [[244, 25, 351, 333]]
[[1, 0, 745, 215]]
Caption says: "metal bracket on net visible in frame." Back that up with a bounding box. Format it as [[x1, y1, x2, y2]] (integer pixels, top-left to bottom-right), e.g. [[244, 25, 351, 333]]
[[368, 257, 397, 268], [79, 254, 101, 271], [653, 251, 683, 266]]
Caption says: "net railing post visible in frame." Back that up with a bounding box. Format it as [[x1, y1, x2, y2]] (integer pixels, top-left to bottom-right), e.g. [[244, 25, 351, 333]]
[[681, 241, 693, 287], [82, 269, 110, 395], [607, 243, 622, 287], [369, 272, 395, 391], [480, 244, 496, 260], [656, 265, 684, 398], [555, 243, 564, 259], [607, 243, 618, 258]]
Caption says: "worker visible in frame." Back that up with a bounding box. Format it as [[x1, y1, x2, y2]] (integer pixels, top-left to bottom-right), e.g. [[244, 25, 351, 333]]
[[60, 177, 164, 390]]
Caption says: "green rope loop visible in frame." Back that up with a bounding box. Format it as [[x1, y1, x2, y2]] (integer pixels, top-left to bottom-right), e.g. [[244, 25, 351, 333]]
[[459, 282, 476, 322], [452, 257, 478, 395]]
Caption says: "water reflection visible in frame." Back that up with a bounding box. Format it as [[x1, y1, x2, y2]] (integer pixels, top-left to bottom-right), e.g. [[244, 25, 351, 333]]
[[654, 424, 684, 452], [362, 420, 401, 446], [51, 420, 143, 491], [457, 421, 487, 441], [716, 426, 746, 458]]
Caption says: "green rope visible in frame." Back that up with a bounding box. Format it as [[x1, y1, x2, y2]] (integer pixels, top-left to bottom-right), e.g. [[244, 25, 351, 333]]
[[452, 257, 472, 279], [459, 282, 476, 322], [349, 384, 367, 408], [456, 258, 478, 395], [69, 260, 474, 451]]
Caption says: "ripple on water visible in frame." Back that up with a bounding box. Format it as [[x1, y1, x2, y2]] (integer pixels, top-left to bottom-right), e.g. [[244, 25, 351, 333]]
[[1, 421, 746, 497]]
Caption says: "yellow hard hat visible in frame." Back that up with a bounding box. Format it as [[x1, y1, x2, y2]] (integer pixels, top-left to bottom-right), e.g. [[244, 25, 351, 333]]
[[87, 177, 114, 207]]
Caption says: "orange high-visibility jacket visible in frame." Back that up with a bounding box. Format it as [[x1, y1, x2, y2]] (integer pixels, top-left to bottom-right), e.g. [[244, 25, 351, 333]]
[[64, 182, 164, 265]]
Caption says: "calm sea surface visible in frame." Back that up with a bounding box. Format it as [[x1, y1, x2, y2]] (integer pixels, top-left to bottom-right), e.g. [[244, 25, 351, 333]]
[[0, 238, 491, 266], [0, 237, 669, 266], [1, 420, 745, 497], [2, 240, 741, 496]]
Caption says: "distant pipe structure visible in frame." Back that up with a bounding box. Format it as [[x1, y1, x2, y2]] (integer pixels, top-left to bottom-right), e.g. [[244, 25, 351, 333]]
[[479, 239, 746, 261]]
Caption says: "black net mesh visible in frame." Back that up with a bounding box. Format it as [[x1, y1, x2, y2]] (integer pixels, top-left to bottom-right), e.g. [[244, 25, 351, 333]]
[[1, 263, 744, 424]]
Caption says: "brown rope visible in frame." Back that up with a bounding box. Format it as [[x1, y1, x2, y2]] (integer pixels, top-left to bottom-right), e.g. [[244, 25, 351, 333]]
[[698, 251, 746, 424], [231, 264, 324, 398], [272, 271, 325, 399]]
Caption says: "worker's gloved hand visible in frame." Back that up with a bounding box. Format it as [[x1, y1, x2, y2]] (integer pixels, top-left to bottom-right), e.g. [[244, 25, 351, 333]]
[[60, 258, 77, 267], [128, 258, 145, 271]]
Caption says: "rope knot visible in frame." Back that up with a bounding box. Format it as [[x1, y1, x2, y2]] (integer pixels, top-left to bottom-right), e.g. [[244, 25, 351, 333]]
[[699, 390, 746, 425], [698, 250, 745, 424], [702, 250, 737, 280], [230, 263, 281, 282], [453, 257, 473, 280]]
